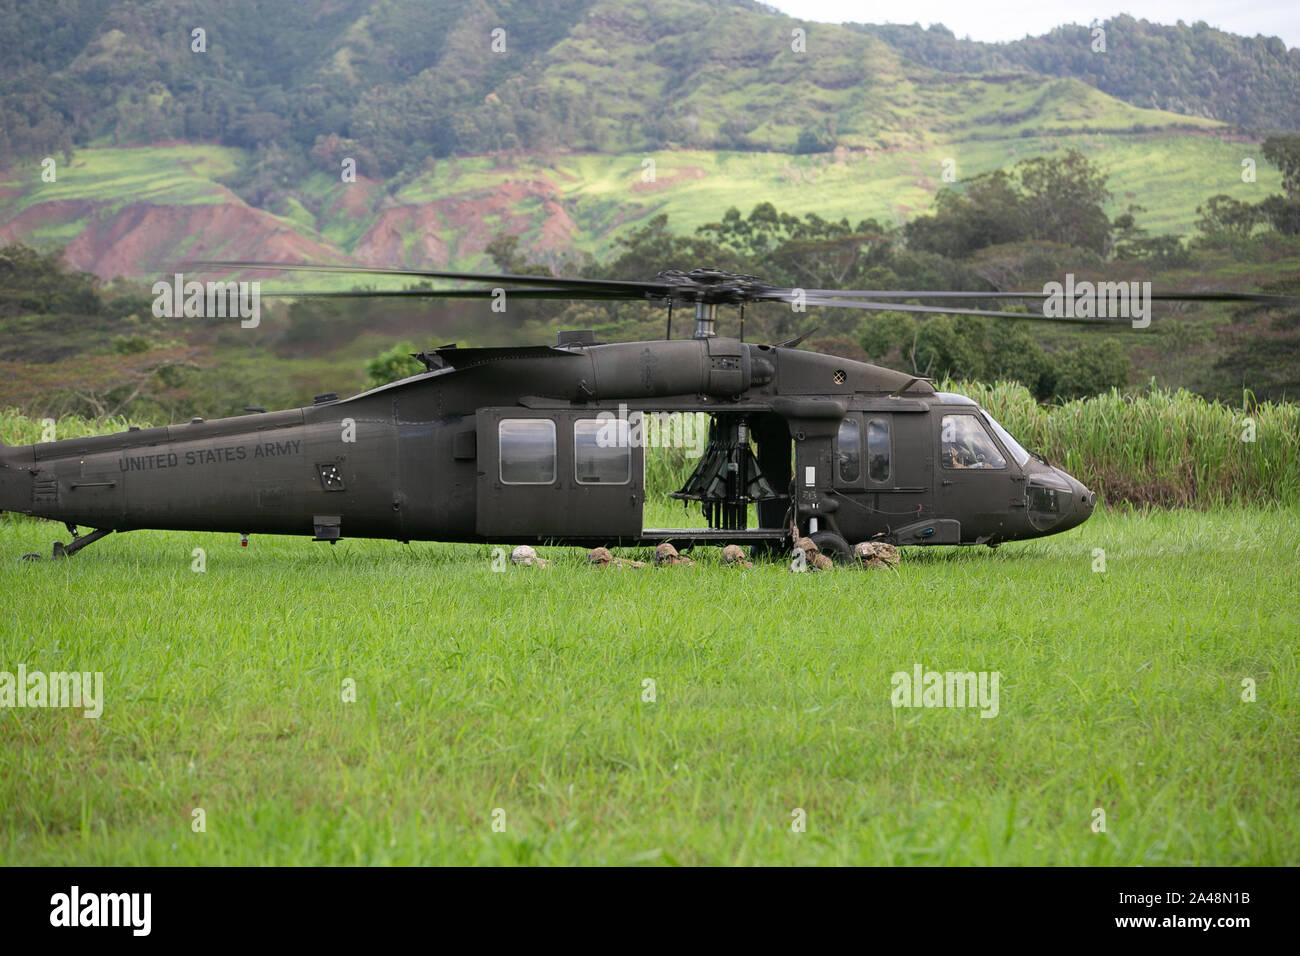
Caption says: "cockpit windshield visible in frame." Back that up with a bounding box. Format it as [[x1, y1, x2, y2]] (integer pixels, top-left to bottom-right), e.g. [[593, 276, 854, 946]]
[[981, 410, 1031, 467]]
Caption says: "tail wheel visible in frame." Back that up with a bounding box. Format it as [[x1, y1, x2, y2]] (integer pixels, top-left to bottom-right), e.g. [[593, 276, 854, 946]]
[[810, 530, 854, 565]]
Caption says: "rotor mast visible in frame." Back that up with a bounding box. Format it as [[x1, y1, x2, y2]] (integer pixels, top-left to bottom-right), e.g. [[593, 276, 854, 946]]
[[693, 302, 717, 339]]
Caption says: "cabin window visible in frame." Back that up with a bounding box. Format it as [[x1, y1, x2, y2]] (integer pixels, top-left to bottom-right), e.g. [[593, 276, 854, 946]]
[[867, 417, 891, 482], [574, 419, 631, 485], [499, 419, 556, 484], [836, 419, 860, 482], [940, 414, 1006, 470]]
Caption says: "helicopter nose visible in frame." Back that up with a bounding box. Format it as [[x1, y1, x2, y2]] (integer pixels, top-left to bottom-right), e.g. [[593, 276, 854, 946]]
[[1058, 471, 1096, 531]]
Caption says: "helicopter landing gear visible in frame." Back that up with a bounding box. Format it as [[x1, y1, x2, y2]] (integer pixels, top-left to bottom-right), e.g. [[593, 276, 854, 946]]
[[45, 526, 114, 559], [809, 530, 854, 565]]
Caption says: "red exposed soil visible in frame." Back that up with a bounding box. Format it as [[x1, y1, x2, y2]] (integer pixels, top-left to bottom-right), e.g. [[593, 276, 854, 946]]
[[55, 202, 344, 278], [2, 158, 580, 277], [354, 204, 452, 267], [0, 199, 97, 234], [354, 176, 577, 267], [327, 176, 383, 218], [536, 198, 578, 250]]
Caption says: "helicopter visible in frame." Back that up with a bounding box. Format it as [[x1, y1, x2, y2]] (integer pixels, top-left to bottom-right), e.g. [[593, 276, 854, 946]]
[[1, 262, 1293, 562]]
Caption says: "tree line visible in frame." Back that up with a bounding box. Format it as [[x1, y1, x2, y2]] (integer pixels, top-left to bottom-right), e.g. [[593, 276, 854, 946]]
[[4, 141, 1298, 415]]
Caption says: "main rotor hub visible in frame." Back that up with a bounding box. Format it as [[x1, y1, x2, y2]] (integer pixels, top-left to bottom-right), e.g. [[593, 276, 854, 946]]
[[655, 268, 766, 306]]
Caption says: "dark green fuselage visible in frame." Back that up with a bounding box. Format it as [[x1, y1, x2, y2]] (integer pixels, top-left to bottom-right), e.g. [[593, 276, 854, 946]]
[[0, 337, 1094, 552]]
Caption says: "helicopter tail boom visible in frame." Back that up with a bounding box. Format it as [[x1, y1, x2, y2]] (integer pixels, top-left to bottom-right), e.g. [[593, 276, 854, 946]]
[[0, 441, 31, 517]]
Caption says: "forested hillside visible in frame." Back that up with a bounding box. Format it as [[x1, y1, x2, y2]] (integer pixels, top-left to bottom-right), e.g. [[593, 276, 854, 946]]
[[2, 0, 1297, 418], [4, 0, 1288, 170], [855, 16, 1300, 132], [2, 0, 1262, 282]]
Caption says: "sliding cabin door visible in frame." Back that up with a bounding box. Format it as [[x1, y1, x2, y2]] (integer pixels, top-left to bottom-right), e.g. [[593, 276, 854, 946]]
[[476, 408, 643, 539]]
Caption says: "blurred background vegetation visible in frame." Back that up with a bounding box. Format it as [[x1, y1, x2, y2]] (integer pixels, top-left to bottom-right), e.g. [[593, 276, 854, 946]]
[[4, 144, 1299, 420], [1, 1, 1298, 425]]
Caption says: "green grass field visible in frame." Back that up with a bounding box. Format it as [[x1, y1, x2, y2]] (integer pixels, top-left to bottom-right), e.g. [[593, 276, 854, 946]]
[[1, 506, 1295, 865]]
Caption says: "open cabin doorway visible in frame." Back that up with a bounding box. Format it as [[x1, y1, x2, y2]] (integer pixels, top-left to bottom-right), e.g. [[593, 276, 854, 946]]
[[642, 409, 792, 541]]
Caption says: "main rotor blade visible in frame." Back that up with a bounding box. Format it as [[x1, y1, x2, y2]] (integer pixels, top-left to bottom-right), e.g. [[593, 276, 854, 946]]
[[190, 260, 670, 297], [790, 295, 1136, 325], [770, 288, 1299, 306], [186, 261, 1299, 311], [260, 287, 637, 301]]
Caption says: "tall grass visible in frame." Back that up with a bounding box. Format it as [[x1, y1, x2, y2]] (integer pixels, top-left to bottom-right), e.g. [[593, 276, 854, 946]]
[[0, 408, 149, 445], [946, 382, 1300, 507]]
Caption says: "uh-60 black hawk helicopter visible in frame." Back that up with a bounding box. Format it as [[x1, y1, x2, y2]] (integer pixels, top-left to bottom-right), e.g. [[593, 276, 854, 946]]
[[1, 262, 1292, 562]]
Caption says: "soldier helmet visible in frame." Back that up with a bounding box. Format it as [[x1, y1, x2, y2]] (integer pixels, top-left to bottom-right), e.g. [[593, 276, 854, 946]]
[[510, 544, 547, 567], [721, 544, 750, 566], [653, 542, 681, 566]]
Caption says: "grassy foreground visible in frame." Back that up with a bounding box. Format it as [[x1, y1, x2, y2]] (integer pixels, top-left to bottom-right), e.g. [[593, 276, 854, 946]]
[[0, 507, 1296, 865]]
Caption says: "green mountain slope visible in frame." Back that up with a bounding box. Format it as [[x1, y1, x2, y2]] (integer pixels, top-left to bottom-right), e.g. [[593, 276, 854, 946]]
[[4, 131, 1279, 280], [0, 0, 1242, 166], [853, 16, 1300, 132], [2, 0, 1261, 280]]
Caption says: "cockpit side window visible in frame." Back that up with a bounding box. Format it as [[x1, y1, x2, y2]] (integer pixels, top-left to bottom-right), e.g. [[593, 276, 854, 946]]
[[940, 414, 1007, 470]]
